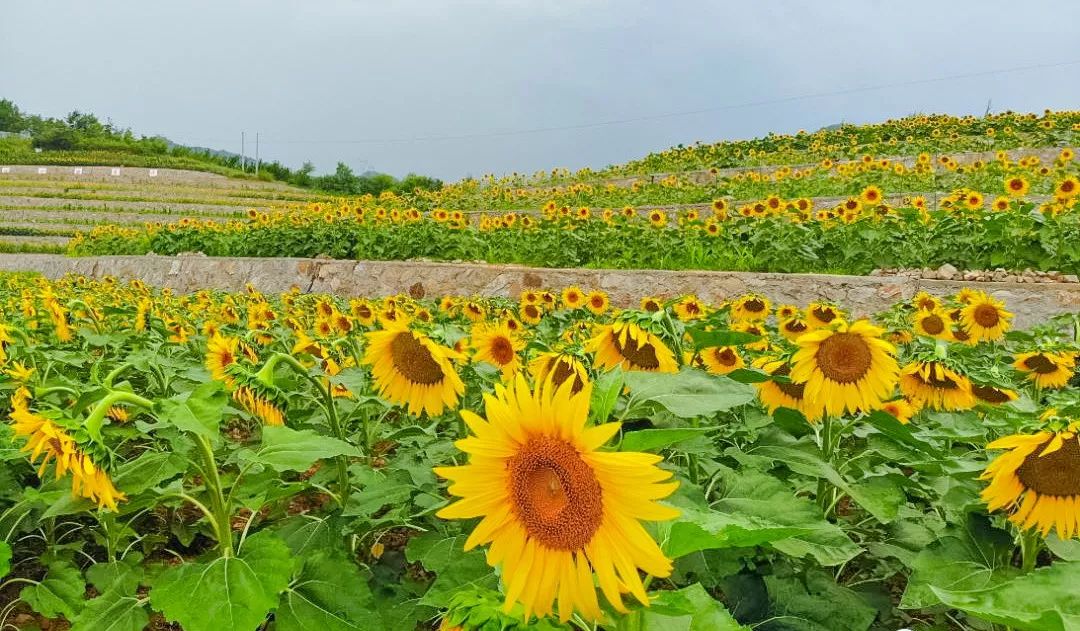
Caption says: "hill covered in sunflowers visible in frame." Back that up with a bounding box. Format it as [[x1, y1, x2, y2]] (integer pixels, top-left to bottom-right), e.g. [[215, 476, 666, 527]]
[[69, 110, 1080, 276]]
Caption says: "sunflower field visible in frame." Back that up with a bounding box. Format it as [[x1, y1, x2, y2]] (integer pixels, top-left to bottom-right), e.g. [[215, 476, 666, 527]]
[[0, 271, 1079, 631]]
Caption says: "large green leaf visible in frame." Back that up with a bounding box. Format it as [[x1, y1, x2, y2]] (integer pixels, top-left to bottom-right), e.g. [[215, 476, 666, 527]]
[[932, 562, 1080, 631], [70, 586, 148, 631], [642, 583, 747, 630], [155, 381, 227, 442], [20, 562, 85, 619], [0, 541, 10, 578], [111, 451, 187, 495], [621, 428, 712, 453], [405, 532, 498, 608], [149, 531, 294, 631], [667, 500, 814, 559], [764, 571, 877, 631], [243, 426, 361, 473], [275, 553, 379, 631], [623, 368, 755, 418]]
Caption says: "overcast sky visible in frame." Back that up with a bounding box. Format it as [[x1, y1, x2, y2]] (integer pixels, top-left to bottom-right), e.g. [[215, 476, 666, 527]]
[[3, 1, 1079, 180]]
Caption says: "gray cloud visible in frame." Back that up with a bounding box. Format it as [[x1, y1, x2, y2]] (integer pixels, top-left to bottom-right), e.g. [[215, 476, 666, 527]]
[[2, 0, 1078, 180]]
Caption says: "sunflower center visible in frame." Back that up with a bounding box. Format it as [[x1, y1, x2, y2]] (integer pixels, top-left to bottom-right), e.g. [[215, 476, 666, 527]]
[[784, 320, 808, 334], [1024, 354, 1058, 374], [613, 330, 660, 369], [971, 384, 1012, 404], [390, 332, 444, 385], [1016, 437, 1080, 497], [488, 336, 515, 365], [972, 304, 1000, 328], [550, 359, 585, 394], [508, 437, 603, 551], [745, 299, 765, 313], [814, 333, 872, 384], [714, 348, 737, 366], [921, 314, 945, 335], [812, 307, 836, 323]]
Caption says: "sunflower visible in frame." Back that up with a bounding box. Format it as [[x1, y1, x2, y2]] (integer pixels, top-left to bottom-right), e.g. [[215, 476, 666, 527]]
[[899, 361, 976, 410], [561, 287, 586, 310], [960, 293, 1013, 342], [206, 334, 241, 384], [753, 357, 813, 417], [730, 294, 771, 322], [586, 321, 678, 373], [232, 384, 287, 426], [435, 376, 678, 622], [779, 317, 810, 341], [672, 296, 706, 321], [1056, 176, 1080, 198], [4, 361, 34, 383], [992, 196, 1011, 212], [647, 210, 667, 227], [363, 322, 465, 416], [912, 308, 953, 341], [860, 185, 883, 205], [1013, 351, 1076, 389], [585, 291, 610, 316], [806, 302, 844, 329], [1005, 176, 1030, 198], [880, 398, 917, 424], [776, 304, 799, 320], [471, 322, 526, 378], [520, 303, 544, 326], [699, 346, 744, 375], [639, 297, 664, 313], [911, 292, 940, 312], [791, 320, 898, 418], [529, 352, 589, 395], [971, 383, 1019, 405], [982, 423, 1080, 538]]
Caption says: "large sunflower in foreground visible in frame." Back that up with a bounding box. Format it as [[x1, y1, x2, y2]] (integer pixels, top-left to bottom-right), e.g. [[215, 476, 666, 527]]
[[586, 321, 678, 373], [790, 320, 898, 418], [363, 321, 465, 416], [959, 293, 1013, 342], [435, 376, 678, 622], [982, 417, 1080, 538]]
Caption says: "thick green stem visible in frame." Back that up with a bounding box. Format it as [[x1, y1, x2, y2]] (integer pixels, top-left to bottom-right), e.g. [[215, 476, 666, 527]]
[[817, 416, 838, 516], [194, 435, 234, 557], [84, 391, 155, 442], [1020, 528, 1042, 573]]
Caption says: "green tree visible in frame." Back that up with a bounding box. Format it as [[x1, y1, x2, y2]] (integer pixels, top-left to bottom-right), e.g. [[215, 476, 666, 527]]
[[0, 99, 24, 132]]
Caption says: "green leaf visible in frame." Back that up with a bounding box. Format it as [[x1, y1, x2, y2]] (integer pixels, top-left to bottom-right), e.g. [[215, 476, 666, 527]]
[[405, 533, 498, 608], [589, 366, 623, 424], [275, 553, 379, 631], [327, 367, 368, 396], [932, 562, 1080, 631], [621, 428, 711, 452], [687, 328, 760, 348], [0, 542, 10, 579], [624, 368, 755, 418], [85, 556, 144, 595], [20, 562, 85, 619], [150, 531, 294, 631], [764, 571, 877, 631], [667, 501, 814, 559], [725, 368, 772, 384], [111, 451, 187, 495], [863, 411, 941, 456], [155, 381, 226, 442], [70, 588, 148, 631], [245, 426, 361, 473], [643, 583, 747, 630], [1046, 534, 1080, 562]]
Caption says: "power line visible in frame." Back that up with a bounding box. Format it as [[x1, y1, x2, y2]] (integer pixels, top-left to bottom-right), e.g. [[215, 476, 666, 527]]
[[175, 58, 1080, 147]]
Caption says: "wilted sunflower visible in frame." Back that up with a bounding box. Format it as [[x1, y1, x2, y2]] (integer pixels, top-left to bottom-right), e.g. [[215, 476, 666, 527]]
[[960, 293, 1013, 342], [899, 361, 976, 410], [912, 308, 953, 341], [363, 322, 465, 416], [435, 376, 678, 622], [1013, 351, 1076, 389], [982, 414, 1080, 538], [587, 321, 677, 373], [700, 346, 744, 375], [730, 294, 771, 322], [470, 322, 526, 378], [791, 320, 898, 418], [529, 351, 589, 395]]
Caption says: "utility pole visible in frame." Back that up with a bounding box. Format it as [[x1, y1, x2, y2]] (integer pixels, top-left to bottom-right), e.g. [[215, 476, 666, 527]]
[[255, 132, 260, 176], [241, 132, 246, 172]]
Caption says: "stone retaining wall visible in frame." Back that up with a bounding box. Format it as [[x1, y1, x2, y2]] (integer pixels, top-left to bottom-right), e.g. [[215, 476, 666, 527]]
[[2, 254, 1078, 328]]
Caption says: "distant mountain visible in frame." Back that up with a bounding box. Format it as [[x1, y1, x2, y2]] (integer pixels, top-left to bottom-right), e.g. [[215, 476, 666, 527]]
[[160, 137, 244, 161]]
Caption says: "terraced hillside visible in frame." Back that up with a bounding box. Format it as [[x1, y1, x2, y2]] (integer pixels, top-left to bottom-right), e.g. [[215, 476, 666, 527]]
[[0, 165, 330, 252]]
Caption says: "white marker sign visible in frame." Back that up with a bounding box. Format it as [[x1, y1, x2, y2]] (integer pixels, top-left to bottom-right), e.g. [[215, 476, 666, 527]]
[[111, 168, 121, 176], [148, 169, 158, 177], [0, 167, 9, 174], [73, 167, 83, 175], [37, 167, 47, 174]]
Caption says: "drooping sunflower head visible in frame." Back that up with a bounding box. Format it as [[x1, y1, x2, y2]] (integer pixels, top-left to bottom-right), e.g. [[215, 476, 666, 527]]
[[790, 320, 899, 418], [362, 322, 466, 417], [971, 383, 1019, 406], [470, 322, 526, 378], [752, 356, 813, 418], [586, 320, 678, 373], [1013, 351, 1077, 389], [435, 375, 678, 622], [529, 351, 590, 395], [731, 294, 771, 322], [899, 360, 976, 411], [982, 420, 1080, 538], [960, 293, 1013, 342]]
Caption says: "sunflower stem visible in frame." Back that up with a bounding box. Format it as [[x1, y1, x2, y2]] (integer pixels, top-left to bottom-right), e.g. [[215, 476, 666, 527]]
[[1019, 528, 1042, 573], [193, 435, 234, 558], [817, 416, 840, 517]]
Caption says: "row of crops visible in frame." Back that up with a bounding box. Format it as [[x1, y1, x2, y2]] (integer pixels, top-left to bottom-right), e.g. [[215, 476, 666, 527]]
[[0, 272, 1079, 630]]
